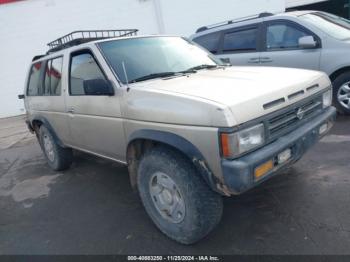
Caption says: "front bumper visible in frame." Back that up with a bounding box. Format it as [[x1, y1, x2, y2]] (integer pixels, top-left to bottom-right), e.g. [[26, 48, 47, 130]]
[[221, 106, 336, 195]]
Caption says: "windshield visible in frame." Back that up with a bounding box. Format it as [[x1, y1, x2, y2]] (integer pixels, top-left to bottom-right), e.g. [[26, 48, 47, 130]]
[[98, 36, 222, 84], [299, 12, 350, 40]]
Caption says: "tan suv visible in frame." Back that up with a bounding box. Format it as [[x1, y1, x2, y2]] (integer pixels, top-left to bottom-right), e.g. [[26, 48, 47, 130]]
[[21, 30, 336, 244]]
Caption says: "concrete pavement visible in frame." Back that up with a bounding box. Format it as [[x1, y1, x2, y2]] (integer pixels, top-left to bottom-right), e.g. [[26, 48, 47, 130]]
[[0, 115, 349, 254]]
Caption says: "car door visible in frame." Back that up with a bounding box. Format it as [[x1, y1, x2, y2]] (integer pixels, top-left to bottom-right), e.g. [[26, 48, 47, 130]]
[[260, 20, 321, 70], [215, 24, 262, 66], [25, 57, 71, 143], [65, 48, 126, 162]]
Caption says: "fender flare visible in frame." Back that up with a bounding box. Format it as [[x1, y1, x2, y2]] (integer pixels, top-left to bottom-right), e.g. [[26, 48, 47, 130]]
[[128, 129, 220, 193], [31, 116, 65, 148]]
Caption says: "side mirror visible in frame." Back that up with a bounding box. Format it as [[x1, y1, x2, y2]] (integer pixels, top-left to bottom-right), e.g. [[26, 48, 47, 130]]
[[18, 94, 25, 99], [298, 36, 317, 49], [220, 57, 231, 64], [83, 79, 114, 96]]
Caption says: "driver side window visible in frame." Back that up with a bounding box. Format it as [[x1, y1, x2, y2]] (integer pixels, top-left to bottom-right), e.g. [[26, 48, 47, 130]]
[[266, 23, 308, 50], [69, 51, 109, 96]]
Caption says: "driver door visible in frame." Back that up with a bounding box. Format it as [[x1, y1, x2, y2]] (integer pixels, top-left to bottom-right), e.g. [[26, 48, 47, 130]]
[[65, 49, 126, 161], [260, 20, 321, 70]]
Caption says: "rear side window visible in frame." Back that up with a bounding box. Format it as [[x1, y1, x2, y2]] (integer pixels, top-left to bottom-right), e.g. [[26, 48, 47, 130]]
[[43, 57, 63, 96], [27, 62, 42, 96], [223, 28, 258, 52], [69, 52, 107, 95], [266, 23, 308, 50], [192, 32, 221, 54]]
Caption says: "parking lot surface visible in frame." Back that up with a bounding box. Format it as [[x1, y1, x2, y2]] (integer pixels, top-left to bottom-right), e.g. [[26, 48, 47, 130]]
[[0, 115, 350, 255]]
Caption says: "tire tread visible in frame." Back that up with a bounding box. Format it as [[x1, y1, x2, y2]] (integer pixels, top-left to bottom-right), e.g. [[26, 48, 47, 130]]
[[39, 126, 73, 171], [137, 146, 223, 244]]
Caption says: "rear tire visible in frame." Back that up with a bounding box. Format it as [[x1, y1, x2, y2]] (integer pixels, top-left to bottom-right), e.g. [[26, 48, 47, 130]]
[[332, 72, 350, 115], [137, 146, 223, 244], [39, 126, 73, 171]]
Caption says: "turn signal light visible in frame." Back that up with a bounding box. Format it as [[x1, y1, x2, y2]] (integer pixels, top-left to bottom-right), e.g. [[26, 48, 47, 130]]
[[255, 160, 274, 180], [220, 133, 231, 158]]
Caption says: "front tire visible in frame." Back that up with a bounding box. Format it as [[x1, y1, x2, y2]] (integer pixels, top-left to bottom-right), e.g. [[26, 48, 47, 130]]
[[333, 72, 350, 115], [137, 146, 223, 244], [39, 126, 73, 171]]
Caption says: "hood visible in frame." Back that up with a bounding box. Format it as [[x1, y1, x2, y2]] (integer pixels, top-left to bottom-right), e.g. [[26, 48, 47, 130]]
[[133, 66, 330, 125]]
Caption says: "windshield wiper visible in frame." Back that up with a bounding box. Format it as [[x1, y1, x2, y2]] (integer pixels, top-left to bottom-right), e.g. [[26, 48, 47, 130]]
[[186, 64, 219, 71], [177, 69, 197, 74], [130, 69, 199, 83], [130, 72, 177, 83]]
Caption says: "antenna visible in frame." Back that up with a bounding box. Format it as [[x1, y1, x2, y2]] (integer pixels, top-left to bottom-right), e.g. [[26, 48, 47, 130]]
[[122, 61, 130, 91]]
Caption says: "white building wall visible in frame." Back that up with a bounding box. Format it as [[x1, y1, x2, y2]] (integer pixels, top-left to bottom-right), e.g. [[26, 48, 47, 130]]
[[160, 0, 285, 36], [0, 0, 158, 118], [0, 0, 286, 118], [285, 0, 328, 8]]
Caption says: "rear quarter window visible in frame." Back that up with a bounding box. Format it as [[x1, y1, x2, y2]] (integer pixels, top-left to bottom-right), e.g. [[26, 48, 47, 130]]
[[192, 32, 221, 54], [27, 62, 42, 96]]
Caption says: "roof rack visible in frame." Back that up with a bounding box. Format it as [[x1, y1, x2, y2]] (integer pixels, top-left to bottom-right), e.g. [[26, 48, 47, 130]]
[[47, 29, 138, 53], [195, 12, 274, 33]]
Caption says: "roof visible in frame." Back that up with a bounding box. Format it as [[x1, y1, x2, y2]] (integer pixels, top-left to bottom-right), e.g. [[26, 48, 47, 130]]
[[195, 12, 274, 34], [191, 10, 317, 38]]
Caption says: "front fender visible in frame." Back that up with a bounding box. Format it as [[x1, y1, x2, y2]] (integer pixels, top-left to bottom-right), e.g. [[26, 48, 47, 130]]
[[128, 129, 221, 194]]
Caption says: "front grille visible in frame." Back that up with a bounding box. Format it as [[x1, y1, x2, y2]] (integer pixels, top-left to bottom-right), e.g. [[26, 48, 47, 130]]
[[267, 97, 322, 138]]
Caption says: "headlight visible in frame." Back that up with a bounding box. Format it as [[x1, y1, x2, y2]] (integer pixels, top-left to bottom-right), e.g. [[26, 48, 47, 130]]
[[322, 89, 332, 108], [221, 123, 265, 158]]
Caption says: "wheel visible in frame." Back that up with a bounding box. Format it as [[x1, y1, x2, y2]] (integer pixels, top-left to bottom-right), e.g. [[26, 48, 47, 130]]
[[332, 72, 350, 115], [137, 146, 223, 244], [39, 125, 73, 171]]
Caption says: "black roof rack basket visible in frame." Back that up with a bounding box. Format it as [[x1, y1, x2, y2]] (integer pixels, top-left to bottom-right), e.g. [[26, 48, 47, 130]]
[[47, 29, 138, 53]]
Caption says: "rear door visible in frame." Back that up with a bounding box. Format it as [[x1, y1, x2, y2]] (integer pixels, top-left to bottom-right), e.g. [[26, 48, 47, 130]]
[[215, 24, 263, 66], [25, 57, 70, 143], [260, 20, 321, 70]]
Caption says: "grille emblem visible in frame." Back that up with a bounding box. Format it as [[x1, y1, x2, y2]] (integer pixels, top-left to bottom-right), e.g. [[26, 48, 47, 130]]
[[296, 108, 305, 120]]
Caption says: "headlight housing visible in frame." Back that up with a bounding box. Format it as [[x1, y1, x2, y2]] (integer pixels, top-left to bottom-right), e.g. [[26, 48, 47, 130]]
[[322, 89, 332, 108], [221, 123, 265, 158]]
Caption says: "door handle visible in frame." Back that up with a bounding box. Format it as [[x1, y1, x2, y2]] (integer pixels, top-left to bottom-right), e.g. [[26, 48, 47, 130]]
[[260, 57, 273, 63], [248, 57, 260, 64], [67, 107, 75, 114]]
